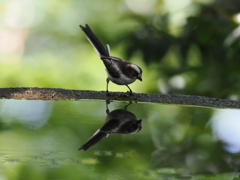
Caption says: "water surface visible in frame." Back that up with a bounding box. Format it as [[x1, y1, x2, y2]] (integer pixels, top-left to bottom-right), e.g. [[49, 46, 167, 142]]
[[0, 99, 240, 179]]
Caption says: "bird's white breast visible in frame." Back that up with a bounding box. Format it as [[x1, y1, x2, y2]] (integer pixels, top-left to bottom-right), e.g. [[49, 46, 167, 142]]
[[107, 71, 136, 85]]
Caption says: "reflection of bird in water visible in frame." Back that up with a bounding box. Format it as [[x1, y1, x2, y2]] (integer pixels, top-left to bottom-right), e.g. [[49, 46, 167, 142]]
[[79, 102, 142, 151]]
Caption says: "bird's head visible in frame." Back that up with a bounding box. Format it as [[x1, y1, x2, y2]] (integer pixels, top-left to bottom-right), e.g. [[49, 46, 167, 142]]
[[129, 64, 142, 81]]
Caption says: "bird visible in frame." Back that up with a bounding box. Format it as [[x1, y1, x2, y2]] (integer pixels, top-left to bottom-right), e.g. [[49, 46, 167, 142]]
[[78, 102, 142, 151], [79, 24, 142, 94]]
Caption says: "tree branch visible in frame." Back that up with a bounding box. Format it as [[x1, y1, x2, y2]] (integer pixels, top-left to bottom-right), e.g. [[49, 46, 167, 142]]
[[0, 87, 239, 108]]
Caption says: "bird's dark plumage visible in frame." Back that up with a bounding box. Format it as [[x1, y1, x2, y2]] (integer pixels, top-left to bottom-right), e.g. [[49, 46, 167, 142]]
[[79, 24, 109, 57], [80, 24, 143, 93]]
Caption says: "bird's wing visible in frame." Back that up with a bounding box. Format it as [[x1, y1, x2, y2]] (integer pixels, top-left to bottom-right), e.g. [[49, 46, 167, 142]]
[[101, 55, 129, 78], [101, 119, 120, 133]]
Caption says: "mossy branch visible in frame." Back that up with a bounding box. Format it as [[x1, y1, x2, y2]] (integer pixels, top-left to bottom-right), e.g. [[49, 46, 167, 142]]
[[0, 87, 239, 109]]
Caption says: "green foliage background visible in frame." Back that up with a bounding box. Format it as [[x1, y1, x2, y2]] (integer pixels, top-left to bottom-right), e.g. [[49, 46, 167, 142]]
[[1, 0, 240, 98], [1, 1, 240, 179]]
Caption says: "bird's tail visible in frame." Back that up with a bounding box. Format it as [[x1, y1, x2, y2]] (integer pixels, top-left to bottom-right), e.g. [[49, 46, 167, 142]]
[[78, 129, 108, 151], [80, 24, 110, 57]]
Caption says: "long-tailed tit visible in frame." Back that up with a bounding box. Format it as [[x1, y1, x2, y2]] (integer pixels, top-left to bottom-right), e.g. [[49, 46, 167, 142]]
[[80, 24, 142, 94]]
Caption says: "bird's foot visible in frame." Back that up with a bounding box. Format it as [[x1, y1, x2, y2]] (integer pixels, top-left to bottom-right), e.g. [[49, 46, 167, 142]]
[[127, 90, 133, 96]]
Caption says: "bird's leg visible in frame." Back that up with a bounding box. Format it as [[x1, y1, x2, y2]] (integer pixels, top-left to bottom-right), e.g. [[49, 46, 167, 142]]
[[106, 99, 110, 114], [124, 101, 132, 110], [126, 85, 133, 94], [106, 78, 110, 95]]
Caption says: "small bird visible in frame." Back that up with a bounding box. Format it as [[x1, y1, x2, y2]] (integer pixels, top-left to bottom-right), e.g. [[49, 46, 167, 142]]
[[79, 24, 143, 94], [79, 103, 142, 151]]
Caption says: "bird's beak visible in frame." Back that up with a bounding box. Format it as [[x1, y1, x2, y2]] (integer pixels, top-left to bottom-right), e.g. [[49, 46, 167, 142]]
[[137, 77, 142, 81]]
